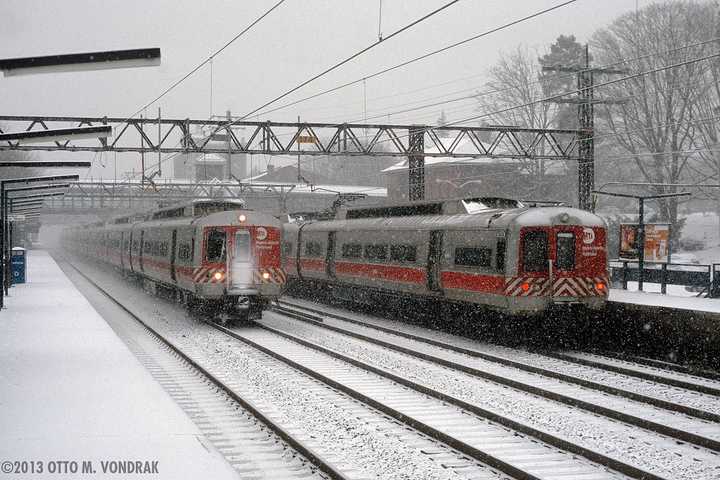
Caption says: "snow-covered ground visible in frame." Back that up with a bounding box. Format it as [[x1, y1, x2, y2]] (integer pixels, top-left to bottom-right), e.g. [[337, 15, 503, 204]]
[[0, 250, 238, 479]]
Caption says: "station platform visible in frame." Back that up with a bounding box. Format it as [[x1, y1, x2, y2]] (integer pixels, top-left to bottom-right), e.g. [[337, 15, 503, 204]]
[[609, 288, 720, 313], [0, 250, 238, 479]]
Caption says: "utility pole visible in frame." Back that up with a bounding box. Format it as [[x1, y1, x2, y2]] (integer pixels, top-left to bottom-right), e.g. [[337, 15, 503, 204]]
[[543, 45, 627, 211]]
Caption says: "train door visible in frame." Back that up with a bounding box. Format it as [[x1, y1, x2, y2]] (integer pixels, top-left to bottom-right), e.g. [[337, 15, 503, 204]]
[[427, 230, 443, 292], [129, 231, 134, 272], [170, 229, 177, 283], [326, 231, 336, 279], [230, 229, 251, 289], [120, 232, 125, 269], [139, 230, 145, 273]]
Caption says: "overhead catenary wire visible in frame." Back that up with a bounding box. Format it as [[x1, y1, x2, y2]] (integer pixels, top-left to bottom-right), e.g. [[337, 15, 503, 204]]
[[266, 33, 720, 130], [249, 0, 580, 120], [130, 39, 720, 182], [124, 0, 288, 122], [131, 0, 463, 181], [237, 0, 464, 121]]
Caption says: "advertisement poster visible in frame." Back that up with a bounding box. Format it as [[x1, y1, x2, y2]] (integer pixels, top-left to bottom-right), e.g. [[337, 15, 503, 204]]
[[618, 223, 671, 262], [619, 224, 639, 259], [644, 223, 670, 263]]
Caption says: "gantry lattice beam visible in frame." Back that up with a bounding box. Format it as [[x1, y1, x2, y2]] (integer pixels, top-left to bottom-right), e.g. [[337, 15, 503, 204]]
[[52, 180, 296, 200], [0, 115, 580, 161]]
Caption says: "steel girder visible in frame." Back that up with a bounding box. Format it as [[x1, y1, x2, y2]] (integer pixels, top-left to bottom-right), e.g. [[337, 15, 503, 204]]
[[0, 115, 580, 161]]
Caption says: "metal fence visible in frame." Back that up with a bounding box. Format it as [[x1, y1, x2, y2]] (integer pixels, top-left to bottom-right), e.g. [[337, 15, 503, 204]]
[[609, 260, 720, 297]]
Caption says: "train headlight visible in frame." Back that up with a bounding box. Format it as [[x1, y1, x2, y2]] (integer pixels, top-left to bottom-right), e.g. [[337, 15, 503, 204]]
[[214, 271, 224, 281], [559, 213, 570, 223], [238, 214, 247, 223], [596, 282, 606, 291], [521, 282, 530, 292], [262, 272, 271, 280]]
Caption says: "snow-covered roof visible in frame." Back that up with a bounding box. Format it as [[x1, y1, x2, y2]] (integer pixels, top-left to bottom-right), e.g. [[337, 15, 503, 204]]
[[382, 135, 568, 175]]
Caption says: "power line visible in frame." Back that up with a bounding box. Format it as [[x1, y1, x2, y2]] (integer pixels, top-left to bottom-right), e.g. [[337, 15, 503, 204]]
[[238, 0, 464, 121], [250, 0, 580, 119], [295, 35, 720, 128], [446, 51, 720, 127], [125, 0, 288, 121]]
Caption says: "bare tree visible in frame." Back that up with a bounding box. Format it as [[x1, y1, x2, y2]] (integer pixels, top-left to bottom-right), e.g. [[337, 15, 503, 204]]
[[683, 3, 720, 238], [478, 45, 568, 200], [591, 1, 716, 237]]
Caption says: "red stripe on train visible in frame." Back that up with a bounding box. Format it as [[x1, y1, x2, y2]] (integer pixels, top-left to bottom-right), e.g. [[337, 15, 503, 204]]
[[334, 261, 426, 284], [441, 271, 505, 293]]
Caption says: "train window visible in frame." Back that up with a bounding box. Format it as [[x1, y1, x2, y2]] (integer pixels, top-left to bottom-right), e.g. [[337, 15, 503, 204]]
[[178, 244, 190, 261], [132, 240, 139, 253], [159, 242, 168, 257], [144, 240, 152, 254], [390, 244, 417, 263], [341, 243, 362, 259], [190, 237, 195, 261], [206, 229, 227, 263], [496, 238, 506, 272], [304, 241, 323, 257], [364, 244, 388, 261], [454, 247, 491, 267], [522, 231, 548, 273], [234, 231, 251, 262], [282, 241, 293, 256], [556, 232, 576, 271]]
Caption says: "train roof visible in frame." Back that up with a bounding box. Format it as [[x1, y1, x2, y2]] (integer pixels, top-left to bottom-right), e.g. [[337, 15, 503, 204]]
[[304, 197, 605, 232]]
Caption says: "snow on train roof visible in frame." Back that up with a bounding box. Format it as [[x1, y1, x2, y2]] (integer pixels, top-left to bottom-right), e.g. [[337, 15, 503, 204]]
[[381, 136, 567, 175]]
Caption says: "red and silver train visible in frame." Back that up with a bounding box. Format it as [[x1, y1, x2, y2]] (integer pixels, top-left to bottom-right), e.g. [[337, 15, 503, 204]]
[[63, 199, 286, 319], [283, 197, 609, 315]]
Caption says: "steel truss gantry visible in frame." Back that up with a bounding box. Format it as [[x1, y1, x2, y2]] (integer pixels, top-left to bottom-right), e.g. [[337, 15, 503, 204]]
[[0, 115, 582, 203]]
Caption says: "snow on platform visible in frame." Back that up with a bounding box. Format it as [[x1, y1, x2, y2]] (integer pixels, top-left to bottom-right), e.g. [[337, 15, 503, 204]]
[[610, 287, 720, 314], [0, 250, 238, 479]]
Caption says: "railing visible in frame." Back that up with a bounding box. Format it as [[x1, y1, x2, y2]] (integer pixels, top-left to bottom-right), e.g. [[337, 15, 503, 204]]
[[609, 260, 716, 297]]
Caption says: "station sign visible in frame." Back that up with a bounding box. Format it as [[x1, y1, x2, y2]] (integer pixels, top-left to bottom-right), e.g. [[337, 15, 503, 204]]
[[619, 223, 670, 262], [296, 134, 318, 144]]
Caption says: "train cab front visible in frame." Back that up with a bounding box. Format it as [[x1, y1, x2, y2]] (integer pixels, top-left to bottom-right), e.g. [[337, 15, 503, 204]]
[[506, 210, 609, 315], [199, 216, 286, 318]]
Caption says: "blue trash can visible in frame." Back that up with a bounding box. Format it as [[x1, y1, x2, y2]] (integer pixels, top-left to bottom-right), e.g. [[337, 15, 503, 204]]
[[11, 247, 26, 284]]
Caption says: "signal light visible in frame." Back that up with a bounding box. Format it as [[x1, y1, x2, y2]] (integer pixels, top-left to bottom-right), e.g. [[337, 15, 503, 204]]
[[238, 214, 246, 223], [262, 272, 270, 280], [213, 271, 224, 281], [521, 282, 530, 292], [596, 282, 606, 291]]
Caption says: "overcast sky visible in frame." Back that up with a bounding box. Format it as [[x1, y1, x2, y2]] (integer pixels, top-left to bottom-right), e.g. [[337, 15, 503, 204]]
[[0, 0, 651, 179]]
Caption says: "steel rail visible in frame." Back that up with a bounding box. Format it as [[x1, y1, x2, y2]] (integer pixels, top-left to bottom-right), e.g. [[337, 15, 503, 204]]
[[61, 262, 349, 480], [547, 351, 720, 397], [276, 299, 720, 422], [593, 352, 720, 382], [269, 303, 720, 452], [228, 311, 665, 480], [205, 320, 538, 480]]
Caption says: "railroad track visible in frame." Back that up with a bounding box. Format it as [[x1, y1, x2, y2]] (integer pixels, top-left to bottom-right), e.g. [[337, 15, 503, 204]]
[[262, 299, 720, 480], [274, 299, 720, 421], [61, 258, 516, 480], [209, 320, 639, 480], [59, 256, 719, 480], [59, 260, 343, 480]]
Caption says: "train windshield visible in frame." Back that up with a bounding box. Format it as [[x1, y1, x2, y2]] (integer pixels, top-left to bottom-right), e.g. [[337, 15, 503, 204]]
[[522, 230, 548, 273], [205, 229, 226, 262], [556, 232, 576, 270], [234, 231, 251, 262]]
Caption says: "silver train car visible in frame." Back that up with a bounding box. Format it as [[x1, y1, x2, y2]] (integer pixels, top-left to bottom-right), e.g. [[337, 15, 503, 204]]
[[63, 199, 286, 319], [282, 197, 609, 315]]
